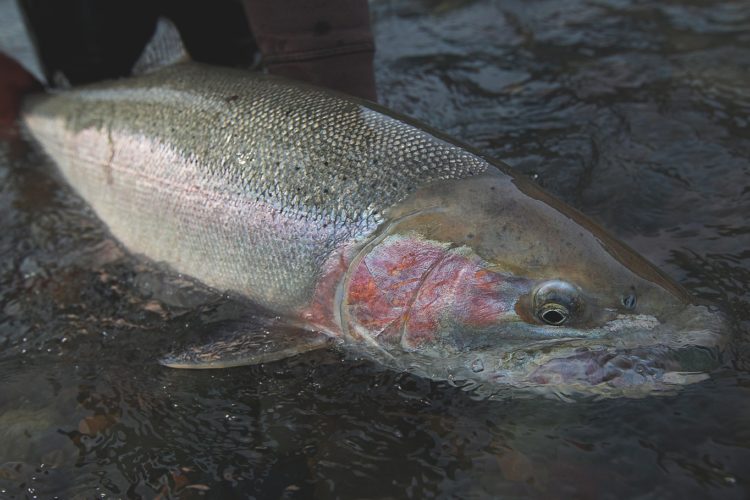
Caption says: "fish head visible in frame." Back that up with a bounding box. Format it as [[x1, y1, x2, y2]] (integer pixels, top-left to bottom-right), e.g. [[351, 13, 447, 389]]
[[343, 171, 727, 396]]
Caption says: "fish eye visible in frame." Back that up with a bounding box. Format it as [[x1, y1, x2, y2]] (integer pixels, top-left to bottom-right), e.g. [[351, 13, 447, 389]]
[[533, 280, 581, 326]]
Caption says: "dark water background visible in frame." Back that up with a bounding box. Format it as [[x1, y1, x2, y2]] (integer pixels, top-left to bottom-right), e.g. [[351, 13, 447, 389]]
[[2, 0, 750, 497]]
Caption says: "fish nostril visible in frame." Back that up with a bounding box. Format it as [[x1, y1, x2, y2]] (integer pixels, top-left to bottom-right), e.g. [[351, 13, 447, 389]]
[[471, 358, 485, 373]]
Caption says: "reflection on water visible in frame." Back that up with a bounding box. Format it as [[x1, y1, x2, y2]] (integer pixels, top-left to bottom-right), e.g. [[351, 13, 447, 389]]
[[1, 0, 749, 497]]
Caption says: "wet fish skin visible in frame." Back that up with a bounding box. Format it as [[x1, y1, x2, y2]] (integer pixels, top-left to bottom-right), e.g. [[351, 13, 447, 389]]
[[22, 62, 485, 313], [22, 62, 725, 395]]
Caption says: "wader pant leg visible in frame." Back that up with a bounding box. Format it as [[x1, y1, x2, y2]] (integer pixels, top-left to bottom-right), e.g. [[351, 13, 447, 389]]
[[242, 0, 377, 102]]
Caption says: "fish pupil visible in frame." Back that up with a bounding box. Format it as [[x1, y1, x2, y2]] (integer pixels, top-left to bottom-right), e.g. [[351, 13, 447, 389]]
[[541, 308, 567, 325]]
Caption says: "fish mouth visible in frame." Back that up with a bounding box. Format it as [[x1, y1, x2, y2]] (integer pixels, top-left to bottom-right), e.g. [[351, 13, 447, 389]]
[[377, 303, 728, 398], [487, 303, 728, 397], [517, 344, 720, 392]]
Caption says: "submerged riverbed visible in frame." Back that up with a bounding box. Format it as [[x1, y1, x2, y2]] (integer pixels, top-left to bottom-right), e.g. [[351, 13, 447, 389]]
[[1, 0, 750, 497]]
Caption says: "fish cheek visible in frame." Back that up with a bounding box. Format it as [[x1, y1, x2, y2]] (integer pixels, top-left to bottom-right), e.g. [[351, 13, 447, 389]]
[[401, 257, 525, 354], [344, 231, 531, 356], [343, 234, 450, 348]]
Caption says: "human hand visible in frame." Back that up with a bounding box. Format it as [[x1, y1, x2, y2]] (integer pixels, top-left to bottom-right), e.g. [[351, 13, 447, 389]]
[[0, 52, 41, 133]]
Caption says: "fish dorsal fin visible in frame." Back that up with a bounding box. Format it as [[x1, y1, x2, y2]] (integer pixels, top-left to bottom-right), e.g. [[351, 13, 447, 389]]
[[132, 17, 190, 75]]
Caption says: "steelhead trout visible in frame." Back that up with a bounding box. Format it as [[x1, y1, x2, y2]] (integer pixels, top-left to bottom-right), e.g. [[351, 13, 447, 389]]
[[21, 23, 724, 397]]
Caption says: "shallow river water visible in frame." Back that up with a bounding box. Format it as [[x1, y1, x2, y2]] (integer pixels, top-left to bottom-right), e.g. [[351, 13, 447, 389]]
[[1, 0, 750, 498]]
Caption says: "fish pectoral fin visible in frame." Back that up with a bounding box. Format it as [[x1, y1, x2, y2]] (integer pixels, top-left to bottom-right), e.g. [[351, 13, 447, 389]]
[[160, 318, 332, 369]]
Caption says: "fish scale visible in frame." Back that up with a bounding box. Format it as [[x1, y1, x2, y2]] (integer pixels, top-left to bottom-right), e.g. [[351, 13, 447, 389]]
[[23, 62, 487, 312]]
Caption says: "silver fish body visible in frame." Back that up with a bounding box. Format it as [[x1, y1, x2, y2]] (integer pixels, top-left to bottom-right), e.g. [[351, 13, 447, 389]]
[[23, 62, 725, 396], [23, 63, 484, 313]]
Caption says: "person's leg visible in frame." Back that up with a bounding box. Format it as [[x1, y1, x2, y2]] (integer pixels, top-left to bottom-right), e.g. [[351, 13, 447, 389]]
[[21, 0, 157, 85], [242, 0, 377, 101], [160, 0, 256, 68]]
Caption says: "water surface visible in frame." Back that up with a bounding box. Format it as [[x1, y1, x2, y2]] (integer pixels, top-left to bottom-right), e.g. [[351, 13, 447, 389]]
[[1, 0, 750, 498]]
